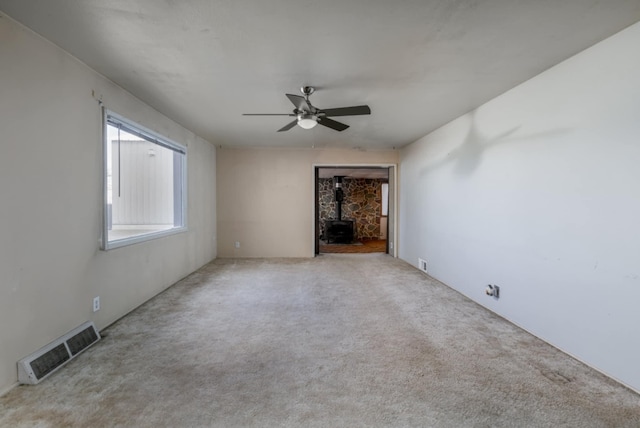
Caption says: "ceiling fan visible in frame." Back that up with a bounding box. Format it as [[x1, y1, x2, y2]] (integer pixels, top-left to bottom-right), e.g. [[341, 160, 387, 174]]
[[243, 86, 371, 132]]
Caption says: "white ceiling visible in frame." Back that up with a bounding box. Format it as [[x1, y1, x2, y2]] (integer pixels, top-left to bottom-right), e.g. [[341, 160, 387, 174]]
[[1, 1, 639, 150]]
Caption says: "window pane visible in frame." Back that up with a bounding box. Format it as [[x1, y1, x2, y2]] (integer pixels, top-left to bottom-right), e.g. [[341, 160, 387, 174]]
[[104, 112, 186, 248], [381, 183, 389, 216]]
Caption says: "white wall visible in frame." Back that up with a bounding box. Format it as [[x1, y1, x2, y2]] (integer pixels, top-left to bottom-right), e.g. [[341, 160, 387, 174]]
[[217, 148, 398, 258], [399, 22, 640, 391], [0, 13, 217, 393]]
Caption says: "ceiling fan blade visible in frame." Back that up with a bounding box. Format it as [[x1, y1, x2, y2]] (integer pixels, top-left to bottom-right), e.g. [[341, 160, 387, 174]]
[[243, 113, 295, 116], [277, 120, 298, 132], [318, 117, 349, 131], [320, 105, 371, 117], [286, 94, 313, 112]]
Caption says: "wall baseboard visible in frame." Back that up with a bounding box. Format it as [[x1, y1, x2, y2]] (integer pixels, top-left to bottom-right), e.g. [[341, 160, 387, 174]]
[[0, 381, 19, 398]]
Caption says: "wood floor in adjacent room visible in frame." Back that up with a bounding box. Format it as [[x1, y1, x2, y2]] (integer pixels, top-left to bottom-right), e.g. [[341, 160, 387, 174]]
[[1, 255, 638, 427], [319, 238, 387, 254]]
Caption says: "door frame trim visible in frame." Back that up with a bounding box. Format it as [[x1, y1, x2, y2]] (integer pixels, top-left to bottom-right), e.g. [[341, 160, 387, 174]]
[[312, 163, 397, 257]]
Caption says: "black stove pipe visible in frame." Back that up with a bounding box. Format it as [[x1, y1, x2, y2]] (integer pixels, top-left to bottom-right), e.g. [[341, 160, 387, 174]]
[[334, 176, 345, 221]]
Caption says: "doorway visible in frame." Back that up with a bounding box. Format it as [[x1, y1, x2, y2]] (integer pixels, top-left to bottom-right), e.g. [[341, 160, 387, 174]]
[[314, 166, 395, 256]]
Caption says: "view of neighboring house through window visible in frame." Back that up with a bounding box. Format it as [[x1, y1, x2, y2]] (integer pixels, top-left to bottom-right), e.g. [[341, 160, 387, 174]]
[[103, 110, 186, 249]]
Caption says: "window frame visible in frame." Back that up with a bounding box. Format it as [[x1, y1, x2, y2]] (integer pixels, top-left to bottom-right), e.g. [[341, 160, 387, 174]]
[[101, 108, 188, 250]]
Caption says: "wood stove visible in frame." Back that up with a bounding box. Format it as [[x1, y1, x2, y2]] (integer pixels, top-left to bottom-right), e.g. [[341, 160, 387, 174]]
[[324, 176, 355, 243], [325, 220, 354, 243]]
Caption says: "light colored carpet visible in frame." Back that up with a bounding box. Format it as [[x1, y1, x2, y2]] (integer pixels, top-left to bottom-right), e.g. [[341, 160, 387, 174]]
[[1, 255, 638, 427]]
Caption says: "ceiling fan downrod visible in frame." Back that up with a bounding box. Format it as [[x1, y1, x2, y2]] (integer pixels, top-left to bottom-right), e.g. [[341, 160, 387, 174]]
[[301, 86, 315, 101]]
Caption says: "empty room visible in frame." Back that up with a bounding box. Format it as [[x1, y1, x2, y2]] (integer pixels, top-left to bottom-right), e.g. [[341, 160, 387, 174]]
[[1, 1, 640, 426]]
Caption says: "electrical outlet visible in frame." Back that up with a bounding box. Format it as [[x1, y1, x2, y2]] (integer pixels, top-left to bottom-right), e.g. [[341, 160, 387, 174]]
[[485, 285, 500, 299], [235, 241, 240, 248], [93, 296, 100, 312]]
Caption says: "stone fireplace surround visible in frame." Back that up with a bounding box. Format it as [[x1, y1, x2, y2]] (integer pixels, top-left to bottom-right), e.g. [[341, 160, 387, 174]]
[[318, 178, 385, 240]]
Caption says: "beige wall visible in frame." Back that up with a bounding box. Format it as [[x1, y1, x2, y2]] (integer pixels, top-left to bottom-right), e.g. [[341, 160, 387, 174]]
[[217, 148, 398, 257], [0, 14, 216, 393]]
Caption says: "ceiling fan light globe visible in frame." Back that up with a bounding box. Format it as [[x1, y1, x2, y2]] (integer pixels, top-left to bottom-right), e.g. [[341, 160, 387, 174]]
[[297, 114, 318, 129]]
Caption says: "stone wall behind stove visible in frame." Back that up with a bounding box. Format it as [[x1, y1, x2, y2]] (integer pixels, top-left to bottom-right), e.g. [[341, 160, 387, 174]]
[[319, 178, 385, 240]]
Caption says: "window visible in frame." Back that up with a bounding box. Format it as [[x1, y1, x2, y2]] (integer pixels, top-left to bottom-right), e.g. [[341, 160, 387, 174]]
[[102, 110, 186, 250], [381, 182, 389, 216]]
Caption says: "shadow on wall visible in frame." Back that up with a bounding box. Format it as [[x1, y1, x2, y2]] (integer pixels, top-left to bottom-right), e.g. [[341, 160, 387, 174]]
[[419, 110, 571, 177]]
